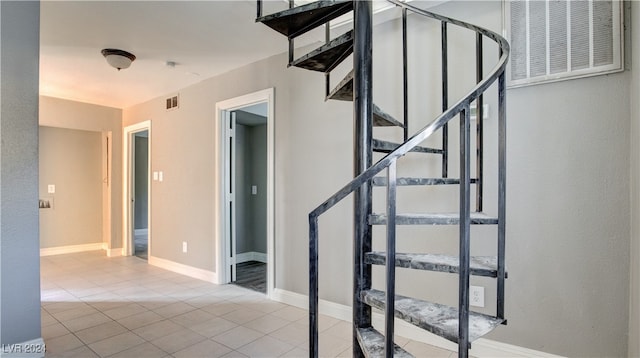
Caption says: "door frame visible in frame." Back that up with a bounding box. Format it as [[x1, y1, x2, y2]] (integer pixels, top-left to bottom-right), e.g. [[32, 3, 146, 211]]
[[122, 121, 152, 257], [215, 88, 275, 298]]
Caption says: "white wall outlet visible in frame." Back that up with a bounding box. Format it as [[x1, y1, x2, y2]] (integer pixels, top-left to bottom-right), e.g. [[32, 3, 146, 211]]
[[153, 171, 158, 181], [470, 285, 485, 307], [159, 171, 164, 182], [47, 185, 55, 194], [252, 185, 257, 195], [182, 241, 187, 253]]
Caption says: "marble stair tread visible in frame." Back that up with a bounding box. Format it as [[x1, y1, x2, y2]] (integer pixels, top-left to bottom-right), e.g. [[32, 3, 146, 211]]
[[372, 139, 441, 154], [290, 30, 353, 72], [361, 289, 504, 344], [369, 212, 498, 225], [356, 327, 414, 358], [256, 0, 353, 38], [371, 177, 477, 186], [365, 252, 504, 278]]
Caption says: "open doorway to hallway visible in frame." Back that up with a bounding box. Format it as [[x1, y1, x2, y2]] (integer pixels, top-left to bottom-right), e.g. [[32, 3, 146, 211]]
[[230, 104, 268, 293], [133, 130, 149, 260], [124, 121, 151, 259], [217, 88, 275, 297]]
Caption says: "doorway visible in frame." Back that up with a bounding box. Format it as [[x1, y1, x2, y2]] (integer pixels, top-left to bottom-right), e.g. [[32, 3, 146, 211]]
[[123, 121, 151, 258], [216, 88, 274, 297]]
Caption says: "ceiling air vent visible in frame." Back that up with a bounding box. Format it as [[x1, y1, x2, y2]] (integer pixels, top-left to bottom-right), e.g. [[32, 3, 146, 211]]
[[166, 94, 179, 111]]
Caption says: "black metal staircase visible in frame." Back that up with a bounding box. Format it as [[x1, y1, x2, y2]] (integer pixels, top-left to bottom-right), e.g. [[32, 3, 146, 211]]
[[257, 1, 509, 357]]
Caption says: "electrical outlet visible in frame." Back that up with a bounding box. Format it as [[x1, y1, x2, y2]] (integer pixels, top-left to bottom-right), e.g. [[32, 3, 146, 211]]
[[470, 285, 485, 307], [182, 242, 187, 253]]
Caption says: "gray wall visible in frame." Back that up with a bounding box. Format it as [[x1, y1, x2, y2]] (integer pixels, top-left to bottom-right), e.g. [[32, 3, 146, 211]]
[[39, 127, 103, 248], [123, 1, 633, 355], [0, 0, 42, 345], [629, 1, 640, 357], [235, 119, 267, 255], [134, 135, 149, 230]]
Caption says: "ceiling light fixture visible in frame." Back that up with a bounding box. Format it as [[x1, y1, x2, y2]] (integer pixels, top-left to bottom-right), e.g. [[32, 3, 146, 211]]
[[101, 48, 136, 71]]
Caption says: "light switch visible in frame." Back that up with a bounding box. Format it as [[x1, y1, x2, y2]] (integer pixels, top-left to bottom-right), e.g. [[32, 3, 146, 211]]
[[48, 185, 55, 194], [159, 171, 164, 182], [153, 171, 158, 181], [252, 185, 257, 195]]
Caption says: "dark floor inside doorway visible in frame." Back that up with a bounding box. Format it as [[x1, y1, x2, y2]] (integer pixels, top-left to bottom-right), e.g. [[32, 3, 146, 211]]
[[234, 261, 266, 294], [134, 233, 148, 260]]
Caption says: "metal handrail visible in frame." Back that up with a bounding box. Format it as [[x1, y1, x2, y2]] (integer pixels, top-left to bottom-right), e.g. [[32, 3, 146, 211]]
[[308, 1, 509, 357]]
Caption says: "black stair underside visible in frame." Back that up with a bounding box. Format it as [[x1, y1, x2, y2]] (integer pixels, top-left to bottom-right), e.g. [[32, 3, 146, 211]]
[[372, 139, 442, 154], [291, 30, 353, 72], [366, 252, 504, 278], [369, 212, 498, 225], [361, 289, 504, 344], [256, 0, 353, 39], [372, 177, 478, 186], [356, 327, 413, 358], [327, 69, 353, 101], [327, 71, 403, 127]]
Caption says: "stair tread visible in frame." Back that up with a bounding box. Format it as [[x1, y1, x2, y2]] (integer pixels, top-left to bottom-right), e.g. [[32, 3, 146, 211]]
[[256, 0, 353, 38], [361, 289, 504, 344], [291, 30, 353, 72], [372, 177, 465, 186], [372, 139, 442, 154], [366, 252, 501, 278], [356, 327, 414, 358], [327, 71, 403, 127], [369, 212, 498, 225]]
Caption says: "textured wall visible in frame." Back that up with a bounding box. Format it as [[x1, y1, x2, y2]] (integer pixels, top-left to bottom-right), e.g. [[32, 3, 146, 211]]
[[0, 0, 42, 345]]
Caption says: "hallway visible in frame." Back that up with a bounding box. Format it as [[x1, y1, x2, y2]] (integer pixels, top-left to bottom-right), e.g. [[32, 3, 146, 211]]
[[40, 251, 454, 357]]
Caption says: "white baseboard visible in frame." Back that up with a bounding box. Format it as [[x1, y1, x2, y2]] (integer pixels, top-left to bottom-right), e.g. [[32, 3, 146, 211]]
[[105, 247, 123, 257], [236, 251, 268, 264], [148, 255, 218, 283], [134, 228, 148, 236], [0, 337, 45, 358], [40, 243, 104, 257], [270, 288, 563, 358]]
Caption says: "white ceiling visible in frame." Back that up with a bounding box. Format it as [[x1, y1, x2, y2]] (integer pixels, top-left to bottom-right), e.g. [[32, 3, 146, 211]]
[[40, 1, 300, 109]]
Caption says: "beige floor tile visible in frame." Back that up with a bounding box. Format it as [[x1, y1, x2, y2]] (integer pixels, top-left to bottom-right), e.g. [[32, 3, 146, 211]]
[[152, 301, 196, 318], [269, 322, 308, 347], [103, 302, 149, 320], [45, 345, 99, 358], [117, 310, 165, 330], [60, 312, 112, 332], [75, 320, 128, 344], [173, 339, 233, 358], [403, 339, 455, 357], [270, 306, 308, 322], [42, 322, 70, 340], [212, 326, 264, 350], [169, 308, 216, 328], [201, 301, 243, 316], [220, 351, 249, 358], [43, 333, 85, 355], [51, 305, 98, 322], [222, 307, 267, 324], [317, 332, 351, 357], [150, 328, 207, 354], [243, 314, 291, 334], [237, 335, 295, 357], [280, 346, 308, 357], [132, 319, 184, 341], [189, 317, 239, 338], [88, 331, 146, 357], [108, 342, 169, 358]]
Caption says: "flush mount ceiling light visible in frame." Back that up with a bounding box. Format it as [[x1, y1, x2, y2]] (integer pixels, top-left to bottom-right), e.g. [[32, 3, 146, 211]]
[[101, 48, 136, 71]]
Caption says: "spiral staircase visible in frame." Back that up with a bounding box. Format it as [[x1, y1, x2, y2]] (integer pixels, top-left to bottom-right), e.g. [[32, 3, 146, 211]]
[[257, 1, 510, 357]]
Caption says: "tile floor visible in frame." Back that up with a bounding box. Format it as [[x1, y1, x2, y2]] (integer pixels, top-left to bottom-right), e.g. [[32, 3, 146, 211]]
[[41, 251, 456, 357]]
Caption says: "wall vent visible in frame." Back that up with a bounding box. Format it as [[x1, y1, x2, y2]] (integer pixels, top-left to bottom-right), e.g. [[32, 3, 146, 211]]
[[166, 94, 179, 110], [504, 0, 623, 88]]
